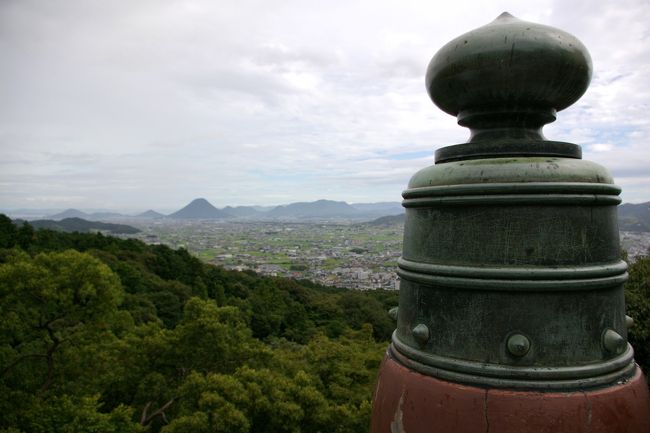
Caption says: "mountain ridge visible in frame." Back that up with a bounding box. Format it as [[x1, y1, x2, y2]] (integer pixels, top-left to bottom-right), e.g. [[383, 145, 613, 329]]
[[14, 217, 140, 234], [267, 199, 361, 219], [619, 202, 650, 232], [168, 198, 228, 219], [137, 210, 166, 219], [28, 200, 650, 229]]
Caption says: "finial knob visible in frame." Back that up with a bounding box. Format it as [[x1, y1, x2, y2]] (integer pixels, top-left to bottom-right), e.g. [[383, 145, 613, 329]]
[[426, 12, 592, 143]]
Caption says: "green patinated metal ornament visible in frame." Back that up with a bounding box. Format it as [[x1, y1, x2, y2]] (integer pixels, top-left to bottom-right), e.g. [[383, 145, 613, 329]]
[[390, 12, 635, 390]]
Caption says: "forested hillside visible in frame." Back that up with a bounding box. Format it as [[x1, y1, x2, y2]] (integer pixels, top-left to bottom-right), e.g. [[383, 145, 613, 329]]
[[1, 215, 649, 433], [0, 215, 397, 433]]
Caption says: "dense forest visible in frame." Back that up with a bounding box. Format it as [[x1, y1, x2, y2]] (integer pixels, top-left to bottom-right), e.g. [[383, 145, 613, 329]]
[[0, 215, 397, 433], [0, 214, 649, 432]]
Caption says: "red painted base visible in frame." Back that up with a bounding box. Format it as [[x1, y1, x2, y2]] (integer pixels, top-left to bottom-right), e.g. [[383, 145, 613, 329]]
[[371, 354, 650, 433]]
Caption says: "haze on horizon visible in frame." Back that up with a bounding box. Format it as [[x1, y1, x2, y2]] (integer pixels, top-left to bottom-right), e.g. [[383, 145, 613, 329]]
[[2, 0, 649, 212]]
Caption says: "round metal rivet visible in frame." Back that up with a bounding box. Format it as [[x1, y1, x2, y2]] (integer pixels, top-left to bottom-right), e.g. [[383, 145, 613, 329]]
[[625, 315, 634, 329], [388, 307, 399, 322], [412, 323, 430, 345], [506, 333, 530, 357], [602, 329, 626, 355]]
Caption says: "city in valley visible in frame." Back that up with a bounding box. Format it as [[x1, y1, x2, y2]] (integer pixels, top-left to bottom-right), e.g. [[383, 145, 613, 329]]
[[130, 219, 404, 291], [122, 219, 650, 292], [8, 198, 650, 291]]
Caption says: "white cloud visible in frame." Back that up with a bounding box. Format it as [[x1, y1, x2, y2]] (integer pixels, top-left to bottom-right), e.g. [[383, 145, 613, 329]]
[[1, 0, 648, 210]]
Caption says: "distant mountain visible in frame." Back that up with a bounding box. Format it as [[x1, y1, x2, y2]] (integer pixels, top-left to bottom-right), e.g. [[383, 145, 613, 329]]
[[366, 213, 406, 226], [16, 217, 140, 234], [168, 198, 228, 219], [47, 209, 125, 220], [136, 210, 166, 219], [267, 200, 361, 219], [48, 208, 90, 220], [222, 206, 262, 218], [39, 199, 650, 229], [618, 202, 650, 232]]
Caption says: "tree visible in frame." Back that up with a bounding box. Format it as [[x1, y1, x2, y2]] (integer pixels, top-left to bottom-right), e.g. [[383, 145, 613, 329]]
[[0, 249, 127, 428], [16, 223, 35, 251], [23, 394, 141, 433], [0, 215, 17, 249], [625, 255, 650, 373], [0, 218, 397, 432]]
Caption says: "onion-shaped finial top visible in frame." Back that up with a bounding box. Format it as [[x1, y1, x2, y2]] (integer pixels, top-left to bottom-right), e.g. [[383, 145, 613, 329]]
[[426, 12, 592, 143]]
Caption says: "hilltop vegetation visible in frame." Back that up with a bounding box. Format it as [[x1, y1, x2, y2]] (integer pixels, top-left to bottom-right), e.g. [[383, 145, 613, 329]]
[[13, 217, 140, 234], [0, 215, 397, 433]]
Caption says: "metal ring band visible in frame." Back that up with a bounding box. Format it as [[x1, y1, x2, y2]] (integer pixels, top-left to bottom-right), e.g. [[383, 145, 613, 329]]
[[390, 335, 636, 390], [398, 258, 627, 281], [397, 268, 628, 291], [402, 194, 621, 207], [402, 182, 621, 199]]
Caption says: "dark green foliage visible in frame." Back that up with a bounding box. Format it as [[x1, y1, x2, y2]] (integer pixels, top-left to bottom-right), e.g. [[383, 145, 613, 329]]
[[0, 215, 17, 248], [0, 249, 130, 432], [146, 245, 203, 286], [0, 216, 397, 432], [625, 255, 650, 373], [146, 290, 184, 328], [16, 223, 35, 250], [338, 291, 395, 341], [122, 293, 160, 325]]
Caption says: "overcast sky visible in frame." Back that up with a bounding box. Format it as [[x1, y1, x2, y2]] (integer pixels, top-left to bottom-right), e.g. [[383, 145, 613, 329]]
[[1, 0, 648, 212]]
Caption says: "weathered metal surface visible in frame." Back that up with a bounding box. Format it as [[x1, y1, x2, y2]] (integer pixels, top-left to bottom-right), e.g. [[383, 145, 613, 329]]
[[426, 11, 591, 144], [371, 12, 650, 432], [381, 11, 644, 391], [371, 355, 650, 433]]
